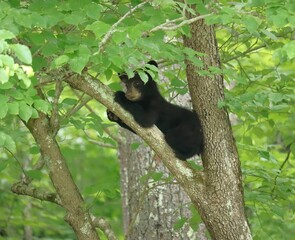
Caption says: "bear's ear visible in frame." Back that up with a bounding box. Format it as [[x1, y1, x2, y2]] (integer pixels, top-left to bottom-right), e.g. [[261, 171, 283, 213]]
[[118, 73, 128, 83], [147, 60, 158, 68]]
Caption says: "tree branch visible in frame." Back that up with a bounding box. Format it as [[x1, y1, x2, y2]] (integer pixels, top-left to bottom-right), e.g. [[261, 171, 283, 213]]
[[63, 74, 203, 187], [145, 13, 212, 35], [271, 143, 293, 198], [96, 1, 149, 54], [84, 131, 117, 149], [223, 43, 266, 63], [25, 112, 99, 239], [50, 79, 63, 136], [11, 182, 62, 205]]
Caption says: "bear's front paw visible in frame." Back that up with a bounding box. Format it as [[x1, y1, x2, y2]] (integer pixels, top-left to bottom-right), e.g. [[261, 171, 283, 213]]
[[107, 110, 120, 122], [114, 91, 126, 103]]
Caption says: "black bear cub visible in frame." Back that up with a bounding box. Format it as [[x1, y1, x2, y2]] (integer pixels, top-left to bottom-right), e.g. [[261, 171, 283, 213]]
[[107, 61, 204, 160]]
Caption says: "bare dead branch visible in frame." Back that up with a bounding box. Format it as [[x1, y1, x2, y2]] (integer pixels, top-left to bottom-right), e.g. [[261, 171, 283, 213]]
[[144, 13, 212, 36]]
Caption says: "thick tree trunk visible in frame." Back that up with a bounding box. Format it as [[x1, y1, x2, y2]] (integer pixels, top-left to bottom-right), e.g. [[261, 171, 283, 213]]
[[183, 16, 252, 239], [119, 119, 198, 239]]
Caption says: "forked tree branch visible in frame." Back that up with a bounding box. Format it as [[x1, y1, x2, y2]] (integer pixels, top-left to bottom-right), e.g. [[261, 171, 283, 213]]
[[97, 0, 149, 53], [97, 0, 211, 53], [24, 112, 100, 239]]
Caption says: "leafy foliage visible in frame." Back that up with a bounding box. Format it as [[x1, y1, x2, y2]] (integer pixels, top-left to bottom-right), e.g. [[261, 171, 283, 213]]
[[0, 0, 294, 239]]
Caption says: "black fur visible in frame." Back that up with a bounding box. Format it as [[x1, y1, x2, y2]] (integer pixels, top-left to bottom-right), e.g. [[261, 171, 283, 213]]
[[107, 61, 204, 160]]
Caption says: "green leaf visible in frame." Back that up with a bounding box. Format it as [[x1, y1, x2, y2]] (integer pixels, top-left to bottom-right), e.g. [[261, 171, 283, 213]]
[[64, 12, 86, 25], [269, 93, 284, 104], [131, 142, 141, 150], [4, 134, 16, 152], [69, 56, 89, 74], [0, 40, 6, 53], [84, 3, 103, 19], [62, 98, 78, 105], [10, 90, 24, 100], [0, 102, 8, 119], [150, 172, 164, 181], [242, 15, 261, 33], [0, 55, 15, 68], [171, 78, 186, 87], [17, 71, 32, 88], [258, 151, 270, 161], [34, 99, 50, 113], [283, 41, 295, 60], [29, 146, 40, 154], [78, 45, 91, 56], [10, 44, 32, 64], [270, 13, 287, 27], [112, 31, 127, 44], [0, 132, 16, 152], [26, 170, 43, 180], [51, 55, 69, 68], [261, 29, 278, 40], [86, 21, 110, 39], [174, 217, 187, 230], [249, 0, 265, 7], [138, 70, 149, 83], [0, 30, 15, 40], [0, 68, 9, 84], [7, 102, 19, 115], [291, 143, 295, 158], [42, 42, 59, 56], [0, 159, 9, 172], [19, 101, 32, 122]]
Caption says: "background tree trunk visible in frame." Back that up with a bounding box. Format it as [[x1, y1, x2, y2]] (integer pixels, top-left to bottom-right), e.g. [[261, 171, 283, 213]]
[[119, 116, 199, 239], [182, 15, 252, 240]]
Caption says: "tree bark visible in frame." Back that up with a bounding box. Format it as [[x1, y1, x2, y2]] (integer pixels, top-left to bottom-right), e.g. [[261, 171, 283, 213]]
[[183, 16, 252, 239], [119, 122, 198, 239], [24, 113, 99, 240], [64, 49, 252, 238]]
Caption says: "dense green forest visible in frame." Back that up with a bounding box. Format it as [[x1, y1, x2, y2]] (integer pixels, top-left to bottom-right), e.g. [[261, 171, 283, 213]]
[[0, 0, 294, 239]]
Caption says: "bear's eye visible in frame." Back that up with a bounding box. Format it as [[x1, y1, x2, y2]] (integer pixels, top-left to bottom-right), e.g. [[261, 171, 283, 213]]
[[133, 81, 143, 88]]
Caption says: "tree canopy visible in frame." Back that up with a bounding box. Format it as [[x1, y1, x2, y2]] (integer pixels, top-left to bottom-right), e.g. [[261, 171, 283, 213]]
[[0, 0, 294, 239]]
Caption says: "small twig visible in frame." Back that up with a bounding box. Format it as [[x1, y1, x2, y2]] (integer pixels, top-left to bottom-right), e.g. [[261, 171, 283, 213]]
[[271, 143, 293, 198], [5, 148, 27, 177], [145, 13, 212, 35], [62, 90, 93, 121], [96, 1, 149, 54], [84, 130, 117, 148], [224, 43, 266, 63], [50, 79, 63, 136], [88, 139, 116, 148], [71, 89, 121, 143]]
